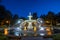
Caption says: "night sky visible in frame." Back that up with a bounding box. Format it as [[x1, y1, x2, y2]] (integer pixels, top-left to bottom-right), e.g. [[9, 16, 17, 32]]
[[0, 0, 60, 17]]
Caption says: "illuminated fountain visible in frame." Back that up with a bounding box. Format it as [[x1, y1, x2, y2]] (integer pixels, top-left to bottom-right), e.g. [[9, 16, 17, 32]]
[[4, 12, 53, 37], [18, 12, 44, 36], [14, 12, 52, 37]]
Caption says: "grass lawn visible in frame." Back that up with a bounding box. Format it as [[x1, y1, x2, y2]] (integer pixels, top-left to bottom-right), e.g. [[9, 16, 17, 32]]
[[0, 32, 9, 40], [52, 33, 60, 40]]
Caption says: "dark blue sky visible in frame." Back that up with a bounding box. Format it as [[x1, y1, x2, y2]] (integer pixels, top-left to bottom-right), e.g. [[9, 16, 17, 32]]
[[0, 0, 60, 17]]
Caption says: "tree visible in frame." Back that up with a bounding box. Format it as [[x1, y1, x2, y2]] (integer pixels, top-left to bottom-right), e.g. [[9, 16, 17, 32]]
[[11, 14, 19, 25], [40, 14, 46, 20], [32, 12, 38, 19], [0, 5, 6, 26], [46, 11, 56, 26], [13, 14, 19, 20], [0, 5, 5, 20], [5, 10, 12, 20], [0, 5, 12, 26], [4, 10, 12, 26], [20, 17, 26, 20], [40, 11, 56, 26], [56, 12, 60, 23]]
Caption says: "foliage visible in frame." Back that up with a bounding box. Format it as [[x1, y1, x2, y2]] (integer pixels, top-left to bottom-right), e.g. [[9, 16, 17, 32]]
[[53, 34, 60, 40], [32, 12, 38, 19], [0, 33, 9, 40]]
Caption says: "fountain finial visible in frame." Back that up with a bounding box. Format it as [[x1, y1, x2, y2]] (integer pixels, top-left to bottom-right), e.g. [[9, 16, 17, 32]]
[[28, 12, 32, 20]]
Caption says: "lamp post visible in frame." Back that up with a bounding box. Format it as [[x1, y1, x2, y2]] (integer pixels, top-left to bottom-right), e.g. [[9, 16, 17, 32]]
[[6, 21, 10, 27]]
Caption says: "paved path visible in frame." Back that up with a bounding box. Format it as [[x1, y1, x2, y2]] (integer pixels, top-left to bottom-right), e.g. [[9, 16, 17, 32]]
[[21, 37, 53, 40]]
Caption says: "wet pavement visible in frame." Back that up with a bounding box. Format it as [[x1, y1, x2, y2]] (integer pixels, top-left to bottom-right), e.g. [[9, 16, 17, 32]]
[[21, 37, 53, 40]]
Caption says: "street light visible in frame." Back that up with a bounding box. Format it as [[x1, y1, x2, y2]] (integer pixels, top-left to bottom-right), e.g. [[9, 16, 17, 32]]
[[4, 28, 8, 35], [6, 20, 10, 27], [46, 21, 50, 23], [6, 21, 9, 23]]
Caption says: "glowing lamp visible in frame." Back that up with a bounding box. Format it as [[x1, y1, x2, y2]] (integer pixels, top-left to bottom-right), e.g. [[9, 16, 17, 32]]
[[46, 27, 50, 31], [34, 27, 37, 32], [47, 31, 52, 35], [24, 27, 27, 31], [4, 28, 8, 35]]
